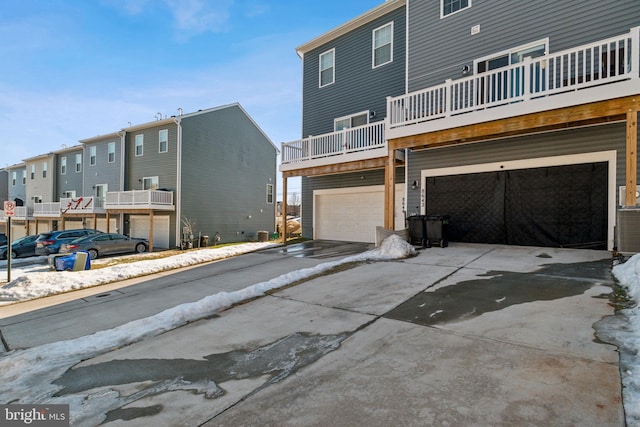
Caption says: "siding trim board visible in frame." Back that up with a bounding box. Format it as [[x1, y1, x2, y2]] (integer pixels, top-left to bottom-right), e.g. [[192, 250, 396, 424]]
[[419, 150, 617, 250]]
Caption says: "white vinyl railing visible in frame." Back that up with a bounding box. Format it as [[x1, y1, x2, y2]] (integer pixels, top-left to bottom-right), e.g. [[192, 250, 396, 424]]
[[33, 197, 106, 216], [282, 121, 386, 164], [105, 190, 174, 207], [34, 202, 60, 216], [388, 27, 640, 128], [0, 206, 33, 220]]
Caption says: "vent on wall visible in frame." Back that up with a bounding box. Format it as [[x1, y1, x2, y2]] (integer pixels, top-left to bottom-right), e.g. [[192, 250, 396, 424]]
[[617, 209, 640, 254]]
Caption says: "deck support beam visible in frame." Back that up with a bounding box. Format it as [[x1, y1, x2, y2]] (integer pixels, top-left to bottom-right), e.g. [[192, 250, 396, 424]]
[[627, 110, 638, 206]]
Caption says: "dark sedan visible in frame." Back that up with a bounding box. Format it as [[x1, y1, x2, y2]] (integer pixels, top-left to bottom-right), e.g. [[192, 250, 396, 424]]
[[59, 233, 148, 260], [0, 235, 39, 260]]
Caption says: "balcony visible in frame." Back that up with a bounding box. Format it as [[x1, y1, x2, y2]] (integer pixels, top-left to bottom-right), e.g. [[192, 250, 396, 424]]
[[0, 206, 33, 222], [105, 190, 175, 211], [33, 197, 106, 217], [387, 27, 640, 140], [281, 122, 387, 171]]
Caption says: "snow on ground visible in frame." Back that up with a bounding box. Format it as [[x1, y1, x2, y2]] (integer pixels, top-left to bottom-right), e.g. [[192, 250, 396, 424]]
[[611, 254, 640, 425], [0, 235, 415, 424]]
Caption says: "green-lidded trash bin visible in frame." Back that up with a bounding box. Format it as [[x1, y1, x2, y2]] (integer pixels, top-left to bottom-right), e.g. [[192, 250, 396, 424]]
[[425, 215, 450, 248]]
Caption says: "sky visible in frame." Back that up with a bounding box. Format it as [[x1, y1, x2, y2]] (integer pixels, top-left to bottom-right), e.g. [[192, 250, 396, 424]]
[[0, 0, 383, 199]]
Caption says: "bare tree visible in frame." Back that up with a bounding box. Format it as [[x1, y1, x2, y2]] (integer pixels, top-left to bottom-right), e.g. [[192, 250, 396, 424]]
[[288, 192, 301, 217]]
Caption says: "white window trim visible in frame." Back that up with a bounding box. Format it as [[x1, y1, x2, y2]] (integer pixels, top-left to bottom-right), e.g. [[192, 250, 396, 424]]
[[108, 142, 116, 163], [319, 48, 335, 88], [266, 184, 274, 204], [42, 162, 47, 178], [89, 146, 97, 166], [12, 171, 16, 186], [372, 22, 393, 69], [135, 135, 144, 157], [30, 164, 35, 180], [75, 154, 82, 173], [159, 129, 168, 153], [473, 38, 549, 74], [440, 0, 472, 19], [33, 195, 43, 203], [334, 110, 370, 131], [61, 157, 67, 175], [142, 176, 159, 190]]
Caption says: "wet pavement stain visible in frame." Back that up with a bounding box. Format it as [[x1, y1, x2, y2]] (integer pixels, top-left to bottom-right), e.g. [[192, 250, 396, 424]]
[[53, 332, 349, 423], [384, 259, 612, 327]]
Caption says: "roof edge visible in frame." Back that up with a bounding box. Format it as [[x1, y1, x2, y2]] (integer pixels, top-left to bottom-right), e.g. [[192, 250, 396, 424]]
[[296, 0, 405, 57]]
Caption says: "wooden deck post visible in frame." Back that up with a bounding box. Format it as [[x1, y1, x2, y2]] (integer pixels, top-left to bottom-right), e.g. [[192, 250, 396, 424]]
[[384, 149, 396, 230], [627, 110, 638, 206], [106, 212, 111, 233], [148, 210, 154, 252], [282, 176, 288, 243]]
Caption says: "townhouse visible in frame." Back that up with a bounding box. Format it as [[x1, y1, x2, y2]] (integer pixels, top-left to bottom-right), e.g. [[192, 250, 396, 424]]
[[1, 103, 278, 250], [281, 0, 640, 252]]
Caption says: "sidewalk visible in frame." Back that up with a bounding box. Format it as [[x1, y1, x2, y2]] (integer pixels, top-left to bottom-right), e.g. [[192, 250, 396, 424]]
[[1, 243, 623, 426]]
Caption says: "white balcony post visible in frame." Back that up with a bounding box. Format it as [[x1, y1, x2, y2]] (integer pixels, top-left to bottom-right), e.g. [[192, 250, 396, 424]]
[[445, 79, 452, 117], [630, 26, 640, 79], [386, 96, 393, 128]]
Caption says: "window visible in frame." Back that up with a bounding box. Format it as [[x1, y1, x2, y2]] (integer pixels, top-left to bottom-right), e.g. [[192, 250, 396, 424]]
[[89, 146, 96, 166], [108, 142, 116, 163], [159, 129, 168, 153], [22, 170, 26, 185], [373, 22, 393, 68], [266, 184, 274, 204], [62, 190, 76, 198], [75, 154, 82, 173], [33, 196, 42, 203], [334, 111, 369, 131], [61, 157, 67, 175], [319, 49, 335, 87], [11, 171, 16, 186], [42, 162, 47, 178], [135, 134, 144, 156], [30, 165, 35, 180], [142, 176, 159, 190], [95, 184, 107, 206], [441, 0, 471, 18], [474, 39, 547, 74]]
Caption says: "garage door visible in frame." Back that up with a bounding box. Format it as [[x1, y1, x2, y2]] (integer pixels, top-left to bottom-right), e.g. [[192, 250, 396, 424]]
[[130, 215, 170, 249], [425, 163, 608, 249], [314, 185, 405, 243]]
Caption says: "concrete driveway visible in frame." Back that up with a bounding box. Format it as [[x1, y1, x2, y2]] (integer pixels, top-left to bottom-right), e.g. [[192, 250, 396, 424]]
[[41, 242, 622, 426]]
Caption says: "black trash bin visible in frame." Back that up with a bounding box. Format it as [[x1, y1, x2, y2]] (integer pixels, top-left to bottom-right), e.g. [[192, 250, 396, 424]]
[[200, 235, 209, 247], [407, 215, 427, 247], [425, 215, 450, 248]]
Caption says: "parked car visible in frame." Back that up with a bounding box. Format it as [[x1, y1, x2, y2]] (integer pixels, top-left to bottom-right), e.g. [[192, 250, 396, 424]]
[[0, 233, 6, 246], [35, 229, 103, 256], [59, 233, 148, 260], [0, 234, 39, 260]]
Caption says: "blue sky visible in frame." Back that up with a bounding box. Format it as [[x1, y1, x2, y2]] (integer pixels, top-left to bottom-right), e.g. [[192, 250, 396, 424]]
[[0, 0, 382, 199]]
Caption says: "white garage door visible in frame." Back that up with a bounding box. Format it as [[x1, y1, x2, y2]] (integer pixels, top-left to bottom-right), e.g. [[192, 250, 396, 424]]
[[314, 185, 405, 243], [130, 215, 170, 249]]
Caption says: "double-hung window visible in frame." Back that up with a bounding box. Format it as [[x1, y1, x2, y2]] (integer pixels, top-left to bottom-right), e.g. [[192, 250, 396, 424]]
[[30, 165, 35, 180], [22, 170, 26, 185], [75, 154, 82, 173], [61, 157, 67, 175], [89, 146, 96, 166], [441, 0, 471, 18], [319, 49, 335, 87], [266, 184, 274, 204], [11, 171, 16, 186], [108, 142, 115, 163], [135, 135, 144, 157], [373, 22, 393, 68], [159, 129, 168, 153], [42, 162, 47, 178]]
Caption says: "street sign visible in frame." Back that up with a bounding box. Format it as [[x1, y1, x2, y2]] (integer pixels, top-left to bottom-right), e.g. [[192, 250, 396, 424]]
[[4, 201, 15, 217]]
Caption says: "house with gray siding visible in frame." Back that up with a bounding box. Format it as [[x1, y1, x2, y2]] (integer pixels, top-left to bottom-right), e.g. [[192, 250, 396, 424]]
[[281, 0, 640, 252], [0, 163, 29, 238]]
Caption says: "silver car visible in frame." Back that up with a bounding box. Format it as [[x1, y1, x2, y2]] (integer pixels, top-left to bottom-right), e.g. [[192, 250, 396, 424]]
[[60, 233, 148, 260]]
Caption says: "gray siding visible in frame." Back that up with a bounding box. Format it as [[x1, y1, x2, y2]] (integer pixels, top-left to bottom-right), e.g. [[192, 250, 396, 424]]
[[301, 168, 405, 239], [302, 6, 406, 137], [24, 157, 54, 205], [125, 124, 178, 191], [0, 170, 7, 204], [55, 148, 84, 199], [83, 137, 123, 196], [180, 105, 277, 244], [407, 0, 640, 91], [406, 123, 638, 213], [7, 166, 26, 204]]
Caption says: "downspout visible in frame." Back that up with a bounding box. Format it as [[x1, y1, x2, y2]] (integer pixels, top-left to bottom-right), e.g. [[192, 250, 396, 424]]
[[174, 116, 182, 249], [404, 148, 409, 227], [118, 130, 126, 234], [405, 0, 410, 94]]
